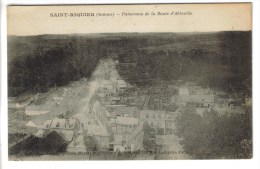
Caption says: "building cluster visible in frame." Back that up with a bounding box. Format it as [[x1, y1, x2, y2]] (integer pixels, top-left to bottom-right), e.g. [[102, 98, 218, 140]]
[[170, 82, 251, 116], [10, 60, 251, 154]]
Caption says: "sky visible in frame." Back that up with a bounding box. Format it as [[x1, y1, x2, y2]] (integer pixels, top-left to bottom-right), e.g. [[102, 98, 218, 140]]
[[8, 3, 251, 36]]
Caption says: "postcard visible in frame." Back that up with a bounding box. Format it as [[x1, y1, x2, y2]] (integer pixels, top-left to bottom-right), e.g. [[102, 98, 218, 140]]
[[7, 3, 252, 160]]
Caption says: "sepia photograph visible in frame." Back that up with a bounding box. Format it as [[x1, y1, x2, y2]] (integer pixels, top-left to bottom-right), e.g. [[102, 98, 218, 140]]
[[6, 3, 252, 161]]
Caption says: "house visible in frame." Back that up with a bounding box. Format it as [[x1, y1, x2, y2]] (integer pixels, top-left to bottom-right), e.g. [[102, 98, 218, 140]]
[[109, 106, 140, 118], [140, 110, 166, 135], [165, 120, 177, 134], [114, 116, 139, 134], [140, 110, 177, 135], [178, 87, 190, 96], [195, 108, 208, 117], [167, 84, 176, 91], [110, 96, 121, 105], [67, 133, 87, 153], [10, 102, 23, 109], [35, 117, 80, 142], [189, 86, 212, 95], [215, 90, 227, 97], [25, 105, 50, 116], [117, 80, 127, 89], [109, 121, 144, 152], [180, 95, 215, 108], [101, 80, 114, 90], [53, 97, 64, 105], [49, 117, 78, 130], [85, 125, 109, 149], [25, 104, 70, 129], [103, 89, 117, 97], [8, 97, 23, 109], [16, 92, 35, 106], [97, 92, 106, 98], [125, 121, 144, 151], [109, 134, 129, 152]]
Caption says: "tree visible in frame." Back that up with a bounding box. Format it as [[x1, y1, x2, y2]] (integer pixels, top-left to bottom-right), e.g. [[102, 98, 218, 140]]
[[175, 107, 252, 159], [143, 122, 156, 152], [84, 135, 97, 152]]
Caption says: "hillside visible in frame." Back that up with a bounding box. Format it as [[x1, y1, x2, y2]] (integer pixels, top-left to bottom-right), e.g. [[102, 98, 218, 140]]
[[8, 31, 251, 96]]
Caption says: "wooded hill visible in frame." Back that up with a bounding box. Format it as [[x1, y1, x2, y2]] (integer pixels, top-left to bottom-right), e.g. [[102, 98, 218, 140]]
[[8, 31, 251, 96]]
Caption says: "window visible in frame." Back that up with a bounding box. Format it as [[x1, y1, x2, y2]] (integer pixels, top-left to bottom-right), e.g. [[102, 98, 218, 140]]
[[146, 114, 149, 118]]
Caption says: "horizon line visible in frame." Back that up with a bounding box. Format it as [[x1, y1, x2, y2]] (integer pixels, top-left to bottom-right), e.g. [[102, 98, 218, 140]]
[[7, 30, 252, 37]]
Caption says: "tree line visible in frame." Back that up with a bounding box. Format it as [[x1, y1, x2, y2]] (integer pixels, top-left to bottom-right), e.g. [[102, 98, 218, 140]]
[[8, 44, 102, 96], [8, 31, 251, 96], [116, 31, 251, 95]]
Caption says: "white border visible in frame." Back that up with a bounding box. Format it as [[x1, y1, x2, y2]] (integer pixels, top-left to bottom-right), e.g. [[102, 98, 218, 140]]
[[1, 1, 260, 169]]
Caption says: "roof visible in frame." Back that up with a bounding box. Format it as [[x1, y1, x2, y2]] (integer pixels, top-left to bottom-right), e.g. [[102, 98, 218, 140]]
[[110, 134, 129, 145], [126, 121, 144, 142], [49, 118, 76, 129], [215, 90, 227, 95], [16, 92, 34, 102], [140, 110, 168, 120], [140, 110, 165, 115], [67, 134, 86, 148], [8, 97, 16, 102], [53, 97, 63, 101], [26, 120, 37, 128], [101, 80, 113, 86], [97, 92, 106, 98], [117, 80, 127, 87], [25, 103, 69, 117], [72, 113, 98, 130], [195, 108, 208, 116], [180, 95, 215, 103], [25, 110, 50, 116], [111, 121, 144, 145], [50, 118, 66, 128], [35, 129, 45, 137], [86, 125, 109, 137], [59, 130, 74, 142], [115, 116, 139, 126], [190, 87, 211, 95], [29, 106, 74, 128], [25, 105, 51, 116], [40, 120, 52, 129], [111, 106, 138, 118], [178, 87, 190, 95], [112, 97, 121, 101], [117, 80, 126, 85]]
